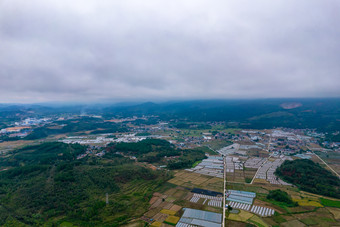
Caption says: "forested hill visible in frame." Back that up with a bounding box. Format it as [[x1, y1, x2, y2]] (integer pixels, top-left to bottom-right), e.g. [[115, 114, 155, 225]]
[[0, 142, 172, 226], [275, 159, 340, 199], [109, 138, 207, 169], [1, 98, 339, 131], [102, 98, 340, 131]]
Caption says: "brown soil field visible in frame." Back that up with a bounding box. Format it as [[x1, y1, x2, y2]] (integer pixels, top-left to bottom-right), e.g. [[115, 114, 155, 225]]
[[144, 207, 162, 218], [168, 170, 223, 191], [152, 213, 168, 222], [169, 205, 182, 212], [282, 220, 306, 227], [327, 207, 340, 220], [149, 196, 159, 205]]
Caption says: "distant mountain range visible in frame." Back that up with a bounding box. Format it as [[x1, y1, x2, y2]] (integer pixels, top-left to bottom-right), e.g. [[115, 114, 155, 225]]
[[0, 98, 339, 131]]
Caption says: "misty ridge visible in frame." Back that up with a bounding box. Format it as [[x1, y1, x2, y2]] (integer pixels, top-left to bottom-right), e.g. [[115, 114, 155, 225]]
[[0, 98, 339, 132]]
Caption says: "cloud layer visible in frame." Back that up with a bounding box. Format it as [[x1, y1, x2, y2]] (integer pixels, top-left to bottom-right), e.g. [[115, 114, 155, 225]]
[[1, 0, 339, 103]]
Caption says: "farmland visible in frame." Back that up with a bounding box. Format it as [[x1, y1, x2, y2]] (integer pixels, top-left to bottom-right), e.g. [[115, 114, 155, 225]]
[[140, 165, 340, 227], [0, 102, 340, 226], [168, 171, 223, 192]]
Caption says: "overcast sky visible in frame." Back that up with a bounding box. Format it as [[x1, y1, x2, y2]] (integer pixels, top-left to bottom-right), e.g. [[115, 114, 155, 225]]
[[0, 0, 339, 103]]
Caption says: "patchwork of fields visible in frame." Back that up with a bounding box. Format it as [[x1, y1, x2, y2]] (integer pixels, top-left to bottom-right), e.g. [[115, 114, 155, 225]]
[[131, 168, 340, 227]]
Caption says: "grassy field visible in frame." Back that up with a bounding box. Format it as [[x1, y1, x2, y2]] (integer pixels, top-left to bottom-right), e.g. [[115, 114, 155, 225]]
[[248, 215, 269, 227], [0, 140, 40, 154], [204, 140, 233, 151], [164, 215, 180, 225], [191, 160, 202, 168], [300, 217, 318, 225], [193, 146, 218, 155], [320, 198, 340, 208], [228, 210, 254, 222]]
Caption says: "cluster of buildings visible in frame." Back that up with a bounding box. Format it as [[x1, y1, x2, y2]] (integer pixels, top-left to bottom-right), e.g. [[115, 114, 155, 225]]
[[0, 118, 51, 138], [62, 136, 116, 145], [0, 126, 31, 138], [225, 190, 275, 217], [189, 193, 222, 208], [131, 121, 170, 134], [15, 118, 50, 126], [173, 134, 214, 149], [176, 208, 222, 227], [176, 186, 277, 226], [322, 141, 340, 151], [186, 156, 223, 178], [61, 133, 148, 145], [237, 128, 321, 156], [183, 187, 276, 225], [217, 143, 240, 156], [226, 190, 255, 205], [255, 157, 292, 185], [225, 156, 243, 172], [114, 134, 148, 143], [268, 129, 313, 155], [76, 146, 106, 159], [244, 157, 266, 169]]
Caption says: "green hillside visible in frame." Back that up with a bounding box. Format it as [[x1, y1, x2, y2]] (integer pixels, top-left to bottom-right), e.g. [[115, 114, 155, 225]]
[[0, 142, 171, 226], [275, 159, 340, 199]]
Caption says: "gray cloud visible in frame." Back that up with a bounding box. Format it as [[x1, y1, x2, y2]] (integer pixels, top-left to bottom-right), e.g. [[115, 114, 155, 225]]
[[0, 0, 339, 103]]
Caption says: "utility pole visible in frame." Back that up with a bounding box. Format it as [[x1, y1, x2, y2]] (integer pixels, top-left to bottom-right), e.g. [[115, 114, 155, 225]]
[[106, 193, 109, 205]]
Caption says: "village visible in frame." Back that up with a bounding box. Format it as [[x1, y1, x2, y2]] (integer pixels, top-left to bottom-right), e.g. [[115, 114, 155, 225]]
[[130, 124, 340, 227]]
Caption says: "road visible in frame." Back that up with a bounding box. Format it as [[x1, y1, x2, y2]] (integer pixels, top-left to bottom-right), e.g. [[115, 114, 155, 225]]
[[308, 146, 340, 179], [222, 155, 226, 227]]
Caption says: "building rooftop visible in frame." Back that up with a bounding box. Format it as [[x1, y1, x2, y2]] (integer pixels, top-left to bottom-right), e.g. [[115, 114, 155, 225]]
[[176, 208, 222, 227]]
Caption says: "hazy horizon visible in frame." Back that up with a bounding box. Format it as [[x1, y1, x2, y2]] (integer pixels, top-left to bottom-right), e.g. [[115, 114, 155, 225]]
[[0, 97, 339, 107]]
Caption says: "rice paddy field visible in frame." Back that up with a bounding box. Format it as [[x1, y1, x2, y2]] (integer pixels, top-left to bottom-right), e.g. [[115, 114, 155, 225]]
[[292, 198, 323, 207]]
